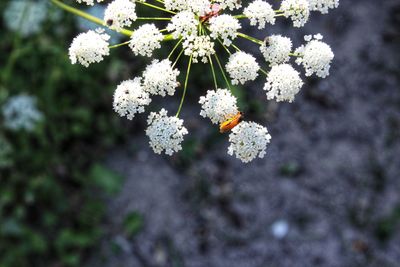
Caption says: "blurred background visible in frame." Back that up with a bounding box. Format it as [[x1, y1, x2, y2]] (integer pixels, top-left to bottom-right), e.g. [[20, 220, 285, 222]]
[[0, 0, 399, 266]]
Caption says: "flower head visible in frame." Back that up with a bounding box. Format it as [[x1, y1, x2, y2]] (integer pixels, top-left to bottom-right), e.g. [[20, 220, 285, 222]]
[[129, 23, 163, 57], [215, 0, 242, 10], [76, 0, 104, 5], [59, 0, 338, 161], [2, 94, 43, 132], [280, 0, 310, 27], [104, 0, 137, 31], [69, 28, 110, 67], [199, 89, 238, 124], [183, 35, 215, 63], [167, 11, 198, 39], [142, 59, 180, 96], [260, 35, 293, 66], [307, 0, 339, 14], [228, 121, 271, 163], [244, 0, 275, 29], [263, 64, 303, 102], [295, 35, 334, 78], [226, 51, 260, 85], [209, 14, 241, 46], [146, 109, 188, 155], [113, 78, 151, 120], [164, 0, 211, 15]]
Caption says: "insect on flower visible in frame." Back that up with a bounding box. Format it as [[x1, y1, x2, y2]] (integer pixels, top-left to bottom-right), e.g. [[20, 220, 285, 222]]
[[220, 111, 243, 133], [200, 4, 222, 23]]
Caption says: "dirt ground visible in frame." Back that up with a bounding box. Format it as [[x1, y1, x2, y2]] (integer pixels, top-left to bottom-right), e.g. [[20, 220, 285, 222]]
[[87, 0, 400, 266]]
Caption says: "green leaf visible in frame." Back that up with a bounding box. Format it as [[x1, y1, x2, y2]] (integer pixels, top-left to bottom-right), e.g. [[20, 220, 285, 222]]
[[123, 212, 144, 237], [88, 164, 123, 195]]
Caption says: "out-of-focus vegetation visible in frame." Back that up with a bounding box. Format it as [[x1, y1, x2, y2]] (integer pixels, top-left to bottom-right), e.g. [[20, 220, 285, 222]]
[[0, 1, 129, 266]]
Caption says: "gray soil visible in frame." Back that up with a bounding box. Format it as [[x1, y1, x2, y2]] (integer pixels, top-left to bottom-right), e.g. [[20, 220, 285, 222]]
[[87, 0, 400, 266]]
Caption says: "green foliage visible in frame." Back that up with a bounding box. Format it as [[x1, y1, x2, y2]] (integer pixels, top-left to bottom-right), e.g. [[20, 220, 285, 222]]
[[123, 212, 144, 237], [0, 2, 127, 266]]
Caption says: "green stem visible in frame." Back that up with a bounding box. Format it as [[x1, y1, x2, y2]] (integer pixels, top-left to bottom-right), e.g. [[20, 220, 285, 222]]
[[109, 41, 131, 49], [176, 56, 193, 117], [172, 48, 184, 68], [234, 14, 247, 19], [208, 56, 218, 90], [136, 1, 176, 15], [214, 54, 231, 91], [237, 32, 263, 45], [168, 38, 183, 59], [50, 0, 133, 36], [216, 38, 231, 55], [136, 17, 171, 21]]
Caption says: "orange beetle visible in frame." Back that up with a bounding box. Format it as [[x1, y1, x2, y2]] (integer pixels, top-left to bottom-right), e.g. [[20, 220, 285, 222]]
[[219, 112, 243, 133]]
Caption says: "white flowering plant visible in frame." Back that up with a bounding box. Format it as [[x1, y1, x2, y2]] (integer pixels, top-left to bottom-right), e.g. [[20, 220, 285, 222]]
[[52, 0, 339, 163]]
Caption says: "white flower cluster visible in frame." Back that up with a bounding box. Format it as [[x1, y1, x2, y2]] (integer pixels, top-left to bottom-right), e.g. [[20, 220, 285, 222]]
[[260, 35, 292, 66], [215, 0, 242, 11], [280, 0, 310, 27], [142, 59, 180, 97], [199, 89, 238, 124], [295, 34, 334, 78], [146, 109, 188, 155], [209, 15, 241, 46], [2, 94, 43, 132], [183, 35, 215, 63], [264, 64, 304, 102], [226, 52, 260, 85], [65, 0, 339, 162], [113, 78, 151, 120], [76, 0, 104, 6], [308, 0, 339, 14], [164, 0, 211, 15], [167, 11, 198, 39], [129, 24, 163, 57], [69, 28, 110, 67], [104, 0, 137, 31], [244, 0, 275, 29], [228, 122, 271, 163]]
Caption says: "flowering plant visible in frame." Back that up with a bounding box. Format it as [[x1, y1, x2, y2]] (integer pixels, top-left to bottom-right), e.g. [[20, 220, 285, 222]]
[[52, 0, 338, 163]]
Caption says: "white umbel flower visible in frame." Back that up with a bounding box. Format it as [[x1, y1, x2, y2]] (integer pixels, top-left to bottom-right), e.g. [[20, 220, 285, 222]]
[[199, 89, 238, 124], [182, 35, 215, 63], [129, 24, 163, 57], [307, 0, 339, 14], [280, 0, 310, 27], [2, 94, 43, 132], [104, 0, 137, 31], [228, 122, 271, 163], [69, 29, 110, 67], [113, 78, 151, 120], [215, 0, 242, 10], [142, 59, 180, 96], [263, 64, 303, 102], [260, 35, 292, 66], [209, 15, 241, 46], [226, 52, 260, 85], [167, 11, 198, 39], [188, 0, 212, 15], [295, 36, 334, 78], [164, 0, 211, 15], [76, 0, 104, 5], [146, 109, 188, 155], [244, 0, 276, 29]]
